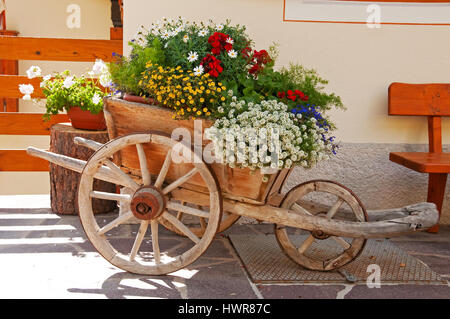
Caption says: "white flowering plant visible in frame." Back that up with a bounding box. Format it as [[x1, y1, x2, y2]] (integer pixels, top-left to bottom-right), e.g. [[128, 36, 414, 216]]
[[205, 92, 337, 171], [18, 60, 112, 120]]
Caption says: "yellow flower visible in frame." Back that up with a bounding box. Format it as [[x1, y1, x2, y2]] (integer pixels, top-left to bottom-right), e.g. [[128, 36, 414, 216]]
[[187, 107, 191, 112], [197, 111, 201, 116], [181, 99, 186, 103], [203, 107, 208, 112], [221, 96, 226, 101], [206, 112, 211, 116], [193, 107, 197, 112], [200, 98, 205, 103]]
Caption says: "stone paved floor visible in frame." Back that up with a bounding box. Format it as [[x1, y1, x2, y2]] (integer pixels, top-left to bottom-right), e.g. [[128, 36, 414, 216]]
[[0, 195, 448, 299]]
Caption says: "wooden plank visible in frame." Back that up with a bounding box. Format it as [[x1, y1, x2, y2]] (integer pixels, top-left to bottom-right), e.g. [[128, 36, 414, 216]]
[[110, 27, 123, 41], [0, 149, 49, 171], [0, 30, 19, 111], [0, 37, 122, 62], [389, 152, 450, 173], [388, 82, 450, 116], [428, 116, 442, 153], [0, 75, 106, 99], [427, 173, 448, 233], [0, 113, 69, 135]]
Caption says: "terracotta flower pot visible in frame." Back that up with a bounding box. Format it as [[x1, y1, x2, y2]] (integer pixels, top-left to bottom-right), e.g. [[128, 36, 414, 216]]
[[67, 106, 107, 131], [123, 94, 157, 105]]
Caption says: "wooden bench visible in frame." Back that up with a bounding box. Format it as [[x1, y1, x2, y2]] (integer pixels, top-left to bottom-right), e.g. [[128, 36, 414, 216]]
[[388, 83, 450, 232]]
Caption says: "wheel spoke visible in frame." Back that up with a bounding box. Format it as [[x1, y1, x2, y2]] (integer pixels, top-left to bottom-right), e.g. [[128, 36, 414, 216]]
[[103, 159, 139, 190], [199, 217, 207, 231], [162, 167, 198, 195], [90, 191, 131, 202], [162, 211, 200, 244], [154, 150, 172, 189], [331, 236, 351, 250], [298, 234, 315, 254], [151, 221, 160, 264], [327, 198, 344, 220], [166, 201, 210, 218], [97, 211, 133, 235], [130, 221, 149, 262], [136, 143, 151, 186], [292, 202, 313, 216]]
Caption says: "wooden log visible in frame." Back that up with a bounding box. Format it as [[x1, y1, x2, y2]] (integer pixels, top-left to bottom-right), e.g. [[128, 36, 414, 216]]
[[49, 123, 116, 215]]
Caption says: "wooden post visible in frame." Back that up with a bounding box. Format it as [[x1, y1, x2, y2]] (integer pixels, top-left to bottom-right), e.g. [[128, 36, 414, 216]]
[[0, 30, 19, 112], [49, 123, 117, 215], [427, 173, 448, 233]]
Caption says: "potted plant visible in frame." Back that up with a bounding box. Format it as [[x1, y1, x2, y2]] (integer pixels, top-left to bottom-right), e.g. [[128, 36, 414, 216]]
[[107, 17, 344, 173], [18, 61, 112, 130]]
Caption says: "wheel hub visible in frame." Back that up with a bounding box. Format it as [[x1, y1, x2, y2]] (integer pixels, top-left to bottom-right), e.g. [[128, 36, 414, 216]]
[[130, 186, 165, 220]]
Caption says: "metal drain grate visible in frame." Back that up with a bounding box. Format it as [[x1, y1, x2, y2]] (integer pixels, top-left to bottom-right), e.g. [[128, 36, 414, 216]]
[[229, 234, 445, 284]]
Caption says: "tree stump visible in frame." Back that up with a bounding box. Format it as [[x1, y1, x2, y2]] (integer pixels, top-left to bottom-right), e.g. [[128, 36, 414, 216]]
[[49, 123, 117, 215]]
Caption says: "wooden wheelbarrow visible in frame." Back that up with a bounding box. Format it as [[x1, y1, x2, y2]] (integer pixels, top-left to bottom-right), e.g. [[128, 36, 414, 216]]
[[26, 98, 439, 275]]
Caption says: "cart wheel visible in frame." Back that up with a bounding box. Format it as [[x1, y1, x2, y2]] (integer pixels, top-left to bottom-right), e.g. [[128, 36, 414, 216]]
[[274, 180, 368, 271], [160, 204, 240, 237], [78, 132, 222, 275]]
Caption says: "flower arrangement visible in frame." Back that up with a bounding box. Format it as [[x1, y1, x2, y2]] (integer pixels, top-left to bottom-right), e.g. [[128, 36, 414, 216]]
[[108, 17, 345, 170], [18, 60, 112, 121]]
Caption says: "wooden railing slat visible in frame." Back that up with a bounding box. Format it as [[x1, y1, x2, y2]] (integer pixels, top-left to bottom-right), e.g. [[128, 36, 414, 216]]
[[0, 149, 49, 171], [0, 37, 122, 62], [0, 75, 106, 99], [0, 113, 69, 135]]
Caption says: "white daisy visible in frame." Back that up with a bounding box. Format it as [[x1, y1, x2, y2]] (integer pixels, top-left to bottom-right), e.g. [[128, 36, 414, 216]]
[[226, 37, 234, 45], [228, 50, 238, 58], [193, 65, 204, 76], [43, 74, 51, 81], [183, 34, 189, 43], [198, 29, 208, 37], [161, 32, 170, 40], [26, 66, 42, 79], [216, 24, 224, 31], [187, 51, 198, 63]]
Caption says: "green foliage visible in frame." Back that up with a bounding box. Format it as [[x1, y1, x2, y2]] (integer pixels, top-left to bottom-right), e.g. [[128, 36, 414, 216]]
[[108, 39, 165, 96], [41, 71, 107, 120]]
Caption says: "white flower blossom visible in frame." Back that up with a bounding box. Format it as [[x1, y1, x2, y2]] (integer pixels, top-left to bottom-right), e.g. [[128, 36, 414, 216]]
[[198, 29, 208, 37], [228, 50, 237, 58], [187, 51, 198, 62], [183, 34, 189, 43], [216, 24, 224, 31], [92, 59, 107, 75], [26, 66, 42, 79], [63, 76, 75, 88], [92, 93, 102, 105], [193, 65, 204, 76]]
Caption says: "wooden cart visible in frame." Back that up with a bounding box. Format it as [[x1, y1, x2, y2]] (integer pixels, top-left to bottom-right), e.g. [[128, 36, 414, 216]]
[[27, 98, 439, 275]]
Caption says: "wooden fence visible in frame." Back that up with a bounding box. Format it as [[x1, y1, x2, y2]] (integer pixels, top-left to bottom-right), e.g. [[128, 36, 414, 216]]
[[0, 28, 122, 171]]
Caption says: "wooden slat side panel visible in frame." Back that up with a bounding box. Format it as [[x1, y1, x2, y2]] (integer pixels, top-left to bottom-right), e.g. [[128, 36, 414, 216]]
[[0, 149, 49, 171], [388, 82, 450, 116], [0, 75, 106, 99], [0, 113, 69, 135], [0, 37, 122, 62]]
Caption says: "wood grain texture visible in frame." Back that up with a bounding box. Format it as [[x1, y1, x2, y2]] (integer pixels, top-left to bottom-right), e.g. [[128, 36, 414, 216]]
[[0, 149, 49, 171], [0, 75, 106, 99], [389, 152, 450, 173], [388, 83, 450, 116], [0, 37, 122, 62], [427, 173, 448, 233], [104, 98, 282, 203], [0, 113, 69, 135], [49, 123, 116, 215]]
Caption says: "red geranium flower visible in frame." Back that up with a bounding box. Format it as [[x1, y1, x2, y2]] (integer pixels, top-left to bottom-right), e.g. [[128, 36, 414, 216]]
[[277, 91, 286, 99], [201, 54, 223, 78], [208, 32, 233, 55]]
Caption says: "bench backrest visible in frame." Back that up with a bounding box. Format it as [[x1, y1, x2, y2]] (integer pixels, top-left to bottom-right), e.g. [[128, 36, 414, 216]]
[[388, 82, 450, 153]]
